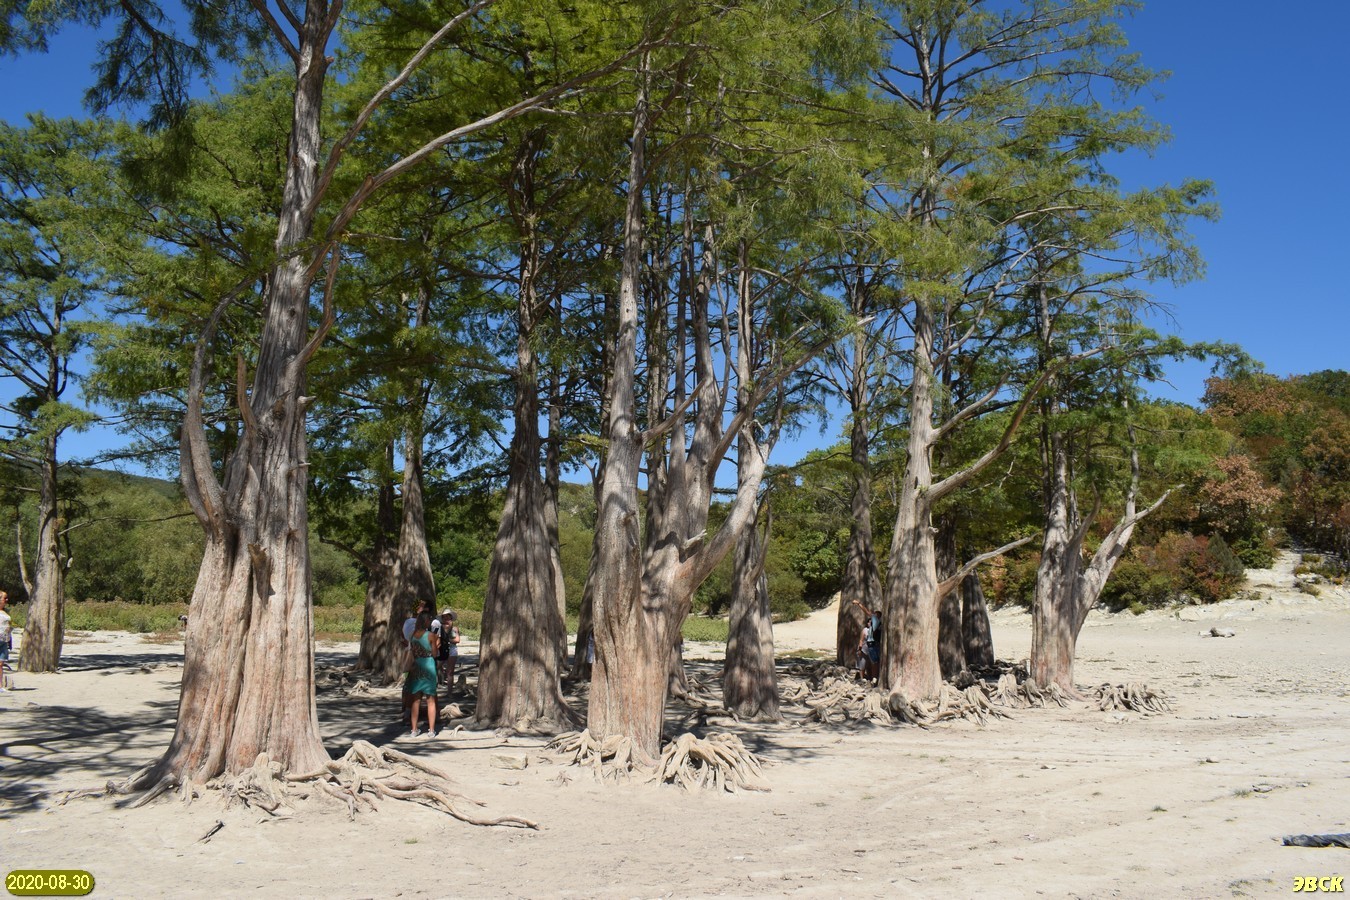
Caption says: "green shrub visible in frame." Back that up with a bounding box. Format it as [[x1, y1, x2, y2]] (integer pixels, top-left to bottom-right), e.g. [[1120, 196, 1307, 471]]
[[995, 553, 1040, 609], [1100, 558, 1177, 612]]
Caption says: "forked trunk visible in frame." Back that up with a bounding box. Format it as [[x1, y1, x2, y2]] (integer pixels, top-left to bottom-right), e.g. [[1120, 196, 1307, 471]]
[[588, 62, 665, 758], [1032, 426, 1168, 692], [1031, 429, 1080, 691], [148, 26, 333, 784], [18, 447, 63, 673], [163, 373, 329, 782]]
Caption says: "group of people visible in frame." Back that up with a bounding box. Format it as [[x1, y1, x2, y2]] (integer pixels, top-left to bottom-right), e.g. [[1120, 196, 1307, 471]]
[[401, 600, 461, 739]]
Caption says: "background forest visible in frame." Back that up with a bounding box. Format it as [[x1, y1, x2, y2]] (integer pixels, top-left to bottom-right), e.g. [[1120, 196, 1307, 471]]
[[2, 0, 1349, 778], [4, 368, 1346, 623]]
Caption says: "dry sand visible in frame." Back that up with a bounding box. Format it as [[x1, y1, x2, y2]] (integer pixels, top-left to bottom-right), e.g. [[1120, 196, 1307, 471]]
[[2, 551, 1347, 899]]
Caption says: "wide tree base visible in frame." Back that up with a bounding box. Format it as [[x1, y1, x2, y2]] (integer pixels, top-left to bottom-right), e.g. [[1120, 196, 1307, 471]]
[[546, 729, 770, 793], [60, 741, 537, 829], [654, 733, 768, 793], [1093, 682, 1172, 713], [546, 729, 646, 781]]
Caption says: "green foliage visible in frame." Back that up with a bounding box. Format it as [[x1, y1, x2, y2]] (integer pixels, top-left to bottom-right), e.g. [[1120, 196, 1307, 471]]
[[680, 616, 731, 644]]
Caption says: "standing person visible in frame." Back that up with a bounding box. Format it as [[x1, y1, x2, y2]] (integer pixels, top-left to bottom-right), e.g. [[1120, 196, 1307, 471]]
[[405, 611, 440, 738], [439, 610, 460, 692], [0, 590, 12, 689], [852, 598, 880, 683], [400, 599, 434, 715]]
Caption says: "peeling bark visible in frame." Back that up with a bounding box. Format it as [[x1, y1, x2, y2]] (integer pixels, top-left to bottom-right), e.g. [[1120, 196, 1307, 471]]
[[145, 19, 336, 784], [18, 445, 63, 673]]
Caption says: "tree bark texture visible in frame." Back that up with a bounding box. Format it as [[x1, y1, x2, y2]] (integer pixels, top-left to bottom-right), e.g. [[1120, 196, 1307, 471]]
[[837, 321, 881, 666], [588, 68, 669, 758], [936, 514, 966, 679], [18, 445, 63, 673], [723, 498, 779, 720], [476, 215, 572, 730], [1031, 426, 1167, 692], [355, 454, 403, 680], [881, 297, 941, 701], [151, 21, 334, 783], [961, 573, 995, 670]]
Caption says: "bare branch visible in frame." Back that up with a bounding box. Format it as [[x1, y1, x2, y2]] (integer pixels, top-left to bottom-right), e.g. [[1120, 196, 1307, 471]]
[[246, 0, 299, 63], [309, 0, 495, 217], [936, 535, 1035, 600]]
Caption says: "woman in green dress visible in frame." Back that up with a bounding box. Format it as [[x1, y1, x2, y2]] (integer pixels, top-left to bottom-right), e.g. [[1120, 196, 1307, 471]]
[[406, 611, 440, 738]]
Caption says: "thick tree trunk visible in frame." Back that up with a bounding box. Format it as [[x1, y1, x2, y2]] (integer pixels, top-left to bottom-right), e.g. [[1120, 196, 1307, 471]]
[[1031, 429, 1081, 691], [837, 331, 880, 666], [723, 252, 780, 720], [936, 514, 965, 680], [394, 293, 437, 619], [588, 66, 667, 759], [355, 456, 403, 680], [881, 298, 941, 701], [18, 445, 63, 673], [723, 499, 779, 720], [961, 573, 995, 670], [1032, 426, 1167, 692], [476, 227, 572, 730], [148, 22, 333, 784], [567, 487, 601, 682]]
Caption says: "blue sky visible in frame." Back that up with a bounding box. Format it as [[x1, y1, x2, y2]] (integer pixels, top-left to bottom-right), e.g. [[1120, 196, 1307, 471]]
[[1, 1, 1347, 472]]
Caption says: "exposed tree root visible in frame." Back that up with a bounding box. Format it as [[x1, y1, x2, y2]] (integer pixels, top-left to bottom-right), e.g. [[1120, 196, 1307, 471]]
[[989, 673, 1070, 709], [545, 730, 646, 783], [795, 677, 889, 725], [1094, 682, 1171, 713], [784, 660, 860, 688], [60, 742, 537, 829], [672, 674, 731, 715], [652, 733, 769, 793], [887, 684, 1010, 726]]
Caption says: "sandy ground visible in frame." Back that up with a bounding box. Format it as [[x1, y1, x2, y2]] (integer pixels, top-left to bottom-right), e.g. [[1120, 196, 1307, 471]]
[[2, 552, 1348, 899]]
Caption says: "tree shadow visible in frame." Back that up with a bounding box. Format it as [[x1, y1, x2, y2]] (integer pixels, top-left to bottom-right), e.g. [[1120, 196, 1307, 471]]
[[0, 700, 178, 819], [53, 652, 183, 674]]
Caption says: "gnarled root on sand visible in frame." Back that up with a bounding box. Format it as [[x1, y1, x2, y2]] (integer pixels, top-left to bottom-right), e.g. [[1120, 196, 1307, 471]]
[[1094, 682, 1171, 713], [989, 673, 1070, 709], [887, 683, 1010, 726], [546, 730, 646, 783], [652, 733, 769, 794], [60, 742, 538, 829]]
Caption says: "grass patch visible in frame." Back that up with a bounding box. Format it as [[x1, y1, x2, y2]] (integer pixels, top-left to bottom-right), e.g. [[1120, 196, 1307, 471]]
[[681, 616, 730, 643]]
